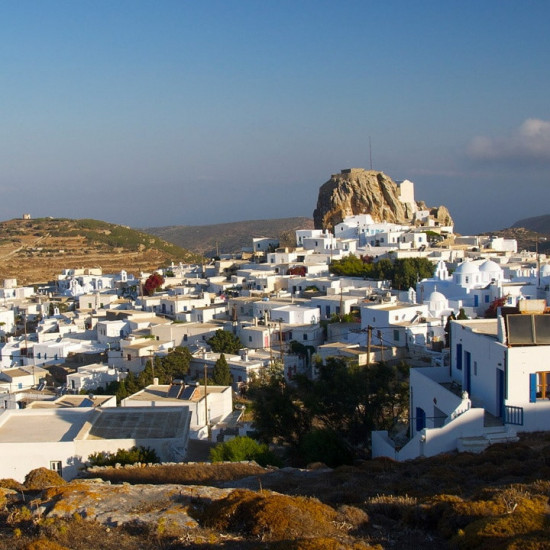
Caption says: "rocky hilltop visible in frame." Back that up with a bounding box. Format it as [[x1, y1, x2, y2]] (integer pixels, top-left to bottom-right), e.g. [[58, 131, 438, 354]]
[[313, 168, 453, 230]]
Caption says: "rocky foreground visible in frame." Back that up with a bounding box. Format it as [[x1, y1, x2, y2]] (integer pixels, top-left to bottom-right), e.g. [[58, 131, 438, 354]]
[[1, 436, 550, 550]]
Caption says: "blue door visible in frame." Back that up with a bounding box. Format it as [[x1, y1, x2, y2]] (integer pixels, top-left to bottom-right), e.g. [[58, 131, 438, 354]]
[[496, 369, 504, 417], [416, 407, 426, 432], [465, 351, 471, 394]]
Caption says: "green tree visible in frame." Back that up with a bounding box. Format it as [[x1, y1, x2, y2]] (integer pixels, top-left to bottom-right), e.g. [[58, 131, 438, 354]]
[[159, 346, 192, 381], [212, 353, 232, 386], [457, 307, 469, 320], [209, 436, 281, 467], [88, 446, 159, 467], [249, 357, 409, 462], [207, 329, 242, 354], [248, 374, 311, 447]]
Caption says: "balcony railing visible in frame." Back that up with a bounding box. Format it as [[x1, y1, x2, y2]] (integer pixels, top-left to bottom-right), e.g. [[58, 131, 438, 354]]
[[504, 405, 524, 426]]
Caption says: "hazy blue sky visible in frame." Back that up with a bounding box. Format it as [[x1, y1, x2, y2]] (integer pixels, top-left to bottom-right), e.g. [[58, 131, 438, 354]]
[[2, 1, 549, 234]]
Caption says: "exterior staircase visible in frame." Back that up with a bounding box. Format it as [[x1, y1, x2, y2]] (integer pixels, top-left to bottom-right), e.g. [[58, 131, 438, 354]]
[[457, 411, 518, 453]]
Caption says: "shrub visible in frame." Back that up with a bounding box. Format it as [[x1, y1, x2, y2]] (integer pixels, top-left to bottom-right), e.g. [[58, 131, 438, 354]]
[[454, 494, 549, 549], [24, 468, 66, 490], [0, 478, 25, 491], [196, 489, 341, 541], [210, 436, 281, 467], [87, 446, 159, 467], [365, 493, 418, 521]]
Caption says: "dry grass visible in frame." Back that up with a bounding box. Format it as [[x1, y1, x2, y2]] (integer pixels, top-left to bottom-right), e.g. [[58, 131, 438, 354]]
[[86, 461, 269, 486], [195, 488, 346, 542]]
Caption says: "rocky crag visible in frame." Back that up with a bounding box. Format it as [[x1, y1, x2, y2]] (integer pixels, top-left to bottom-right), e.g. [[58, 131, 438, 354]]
[[313, 168, 453, 231]]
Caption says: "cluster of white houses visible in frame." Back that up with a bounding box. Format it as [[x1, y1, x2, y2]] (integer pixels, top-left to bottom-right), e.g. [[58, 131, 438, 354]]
[[0, 194, 549, 479]]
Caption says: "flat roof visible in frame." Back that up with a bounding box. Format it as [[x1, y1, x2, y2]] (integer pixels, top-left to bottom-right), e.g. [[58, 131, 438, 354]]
[[0, 410, 90, 442], [454, 318, 498, 337], [86, 407, 190, 440], [27, 395, 114, 409], [127, 384, 227, 404]]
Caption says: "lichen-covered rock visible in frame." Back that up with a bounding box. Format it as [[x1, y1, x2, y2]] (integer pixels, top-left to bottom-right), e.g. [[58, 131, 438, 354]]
[[33, 481, 233, 533], [313, 168, 453, 230]]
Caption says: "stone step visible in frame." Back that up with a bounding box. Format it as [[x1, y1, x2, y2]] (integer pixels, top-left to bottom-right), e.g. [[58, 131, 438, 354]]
[[457, 436, 489, 453]]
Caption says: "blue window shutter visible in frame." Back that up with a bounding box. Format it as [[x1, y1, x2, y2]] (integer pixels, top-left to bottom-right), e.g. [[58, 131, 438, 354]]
[[529, 373, 537, 403]]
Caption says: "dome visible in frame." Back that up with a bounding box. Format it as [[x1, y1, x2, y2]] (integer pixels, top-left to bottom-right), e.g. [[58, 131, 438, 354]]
[[428, 291, 447, 303], [479, 259, 502, 273], [454, 261, 480, 275]]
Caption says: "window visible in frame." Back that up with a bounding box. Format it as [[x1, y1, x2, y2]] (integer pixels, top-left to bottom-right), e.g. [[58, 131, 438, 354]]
[[530, 371, 550, 402], [303, 334, 308, 341], [485, 295, 490, 303], [474, 361, 478, 376], [393, 329, 400, 342], [50, 461, 62, 476]]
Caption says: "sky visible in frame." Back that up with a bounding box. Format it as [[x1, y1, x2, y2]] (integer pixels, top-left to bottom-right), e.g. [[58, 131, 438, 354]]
[[1, 1, 550, 235]]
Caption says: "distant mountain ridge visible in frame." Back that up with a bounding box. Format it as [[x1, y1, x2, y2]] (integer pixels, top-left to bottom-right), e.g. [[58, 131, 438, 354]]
[[144, 217, 314, 257], [481, 213, 550, 253], [512, 214, 550, 234]]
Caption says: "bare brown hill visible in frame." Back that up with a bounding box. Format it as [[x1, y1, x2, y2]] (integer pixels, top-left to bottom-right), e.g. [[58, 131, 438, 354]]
[[0, 218, 201, 285], [144, 217, 314, 257]]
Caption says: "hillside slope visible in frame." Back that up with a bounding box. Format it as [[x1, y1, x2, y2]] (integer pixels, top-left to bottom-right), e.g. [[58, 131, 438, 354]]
[[0, 218, 201, 285], [145, 217, 314, 257], [512, 213, 550, 234]]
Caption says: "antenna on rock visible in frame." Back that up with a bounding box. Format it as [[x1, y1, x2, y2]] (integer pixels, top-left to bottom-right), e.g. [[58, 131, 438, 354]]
[[369, 136, 373, 170]]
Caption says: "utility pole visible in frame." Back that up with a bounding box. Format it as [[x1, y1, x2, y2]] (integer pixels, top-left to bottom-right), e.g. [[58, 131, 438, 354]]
[[366, 325, 372, 367], [204, 363, 210, 439], [278, 319, 284, 361]]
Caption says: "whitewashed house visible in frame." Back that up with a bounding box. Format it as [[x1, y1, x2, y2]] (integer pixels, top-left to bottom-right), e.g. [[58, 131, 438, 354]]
[[66, 363, 126, 392], [373, 303, 550, 461]]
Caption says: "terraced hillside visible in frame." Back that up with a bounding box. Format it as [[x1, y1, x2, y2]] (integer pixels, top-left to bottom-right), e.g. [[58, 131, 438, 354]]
[[0, 218, 202, 285]]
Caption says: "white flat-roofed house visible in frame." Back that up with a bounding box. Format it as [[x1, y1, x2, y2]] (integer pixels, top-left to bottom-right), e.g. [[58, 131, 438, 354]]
[[269, 305, 320, 326], [373, 305, 550, 461], [0, 308, 15, 337], [190, 350, 265, 391], [0, 406, 191, 481], [189, 303, 228, 323], [150, 322, 220, 348], [159, 293, 213, 320], [252, 237, 279, 254], [308, 294, 361, 321], [122, 381, 233, 439], [360, 299, 430, 350], [78, 292, 119, 311], [66, 363, 126, 393], [31, 339, 106, 368], [0, 366, 47, 392], [96, 319, 130, 346]]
